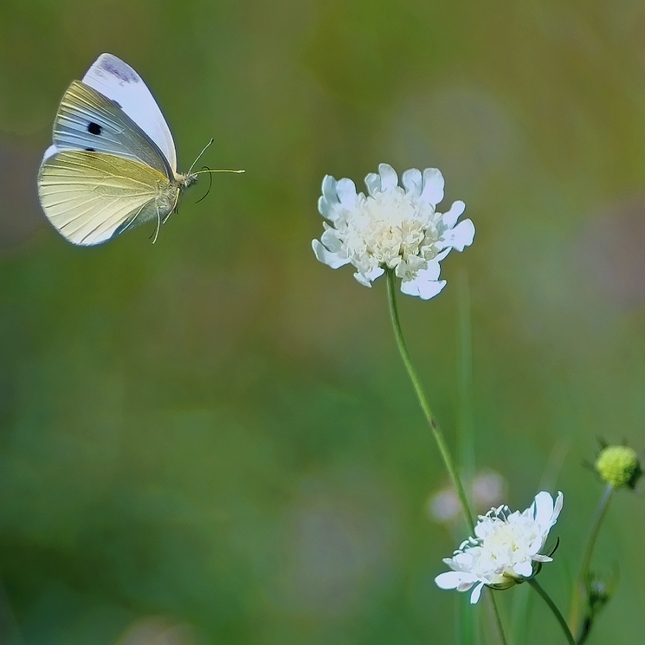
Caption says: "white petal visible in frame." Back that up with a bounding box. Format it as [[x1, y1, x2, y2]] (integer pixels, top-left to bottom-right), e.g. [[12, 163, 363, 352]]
[[470, 582, 485, 604], [441, 200, 466, 228], [533, 555, 553, 563], [533, 491, 555, 532], [365, 172, 381, 196], [402, 168, 422, 197], [513, 561, 533, 578], [439, 219, 475, 252], [319, 175, 340, 221], [378, 163, 398, 191], [552, 492, 564, 523], [353, 272, 373, 287], [403, 280, 446, 300], [336, 178, 357, 209], [451, 549, 477, 568], [421, 168, 444, 205], [312, 239, 349, 269], [353, 266, 383, 287], [318, 196, 330, 218], [364, 266, 385, 282], [400, 268, 446, 300], [321, 175, 338, 203], [421, 260, 441, 281], [435, 572, 468, 590], [399, 280, 420, 297], [528, 534, 544, 554], [320, 227, 344, 253], [318, 196, 340, 221]]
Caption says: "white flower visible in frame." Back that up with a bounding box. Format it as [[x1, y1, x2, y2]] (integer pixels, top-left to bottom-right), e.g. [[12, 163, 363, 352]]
[[435, 491, 564, 604], [312, 163, 475, 300]]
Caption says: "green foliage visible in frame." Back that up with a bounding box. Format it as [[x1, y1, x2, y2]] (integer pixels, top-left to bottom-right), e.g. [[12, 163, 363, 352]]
[[1, 0, 644, 643]]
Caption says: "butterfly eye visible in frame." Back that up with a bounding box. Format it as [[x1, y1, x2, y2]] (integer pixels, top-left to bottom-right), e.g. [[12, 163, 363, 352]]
[[87, 122, 102, 135]]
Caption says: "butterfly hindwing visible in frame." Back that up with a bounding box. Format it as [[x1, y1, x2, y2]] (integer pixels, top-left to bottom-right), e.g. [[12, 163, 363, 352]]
[[82, 53, 177, 172], [38, 150, 177, 246], [51, 80, 173, 178]]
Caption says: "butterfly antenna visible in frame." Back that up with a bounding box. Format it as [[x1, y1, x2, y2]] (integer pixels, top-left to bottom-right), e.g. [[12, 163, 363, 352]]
[[188, 138, 215, 175], [193, 168, 245, 176], [195, 166, 214, 203], [188, 138, 245, 177]]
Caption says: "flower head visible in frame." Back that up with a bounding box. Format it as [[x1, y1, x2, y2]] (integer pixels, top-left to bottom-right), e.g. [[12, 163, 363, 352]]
[[435, 491, 563, 604], [595, 445, 642, 489], [312, 163, 474, 299]]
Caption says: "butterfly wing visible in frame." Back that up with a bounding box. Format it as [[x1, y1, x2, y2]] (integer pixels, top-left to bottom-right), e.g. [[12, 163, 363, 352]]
[[38, 150, 176, 246], [48, 80, 173, 179], [81, 53, 177, 172]]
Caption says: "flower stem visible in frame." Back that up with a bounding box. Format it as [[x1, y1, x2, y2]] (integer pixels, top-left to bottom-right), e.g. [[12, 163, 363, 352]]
[[569, 483, 613, 637], [579, 484, 613, 591], [386, 270, 474, 531], [528, 579, 576, 645], [386, 271, 510, 645], [488, 593, 510, 645]]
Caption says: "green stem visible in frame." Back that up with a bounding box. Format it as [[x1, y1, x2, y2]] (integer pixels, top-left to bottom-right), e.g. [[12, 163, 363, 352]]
[[528, 579, 576, 645], [386, 272, 509, 645], [579, 484, 613, 587], [488, 594, 510, 645], [569, 484, 613, 639], [386, 270, 474, 532]]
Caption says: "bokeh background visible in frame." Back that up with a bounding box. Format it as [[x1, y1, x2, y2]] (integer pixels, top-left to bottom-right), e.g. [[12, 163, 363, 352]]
[[1, 0, 645, 643]]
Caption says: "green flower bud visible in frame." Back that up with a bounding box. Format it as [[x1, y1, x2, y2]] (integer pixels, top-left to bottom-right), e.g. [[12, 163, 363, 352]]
[[595, 445, 642, 489], [578, 572, 617, 643], [587, 575, 612, 615]]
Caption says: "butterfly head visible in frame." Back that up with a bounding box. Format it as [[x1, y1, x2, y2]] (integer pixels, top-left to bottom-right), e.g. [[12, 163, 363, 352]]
[[176, 171, 199, 190]]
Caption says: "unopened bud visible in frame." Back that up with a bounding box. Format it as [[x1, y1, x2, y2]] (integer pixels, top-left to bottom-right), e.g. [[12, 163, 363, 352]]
[[595, 445, 642, 489]]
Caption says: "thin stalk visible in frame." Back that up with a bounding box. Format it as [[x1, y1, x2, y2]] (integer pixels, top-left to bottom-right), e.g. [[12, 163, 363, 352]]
[[528, 579, 576, 645], [569, 484, 613, 636], [457, 594, 477, 645], [487, 594, 510, 645], [579, 484, 613, 589], [386, 270, 473, 531], [386, 271, 508, 645]]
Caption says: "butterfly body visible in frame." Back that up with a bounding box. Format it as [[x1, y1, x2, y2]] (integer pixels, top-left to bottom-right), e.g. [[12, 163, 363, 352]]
[[38, 53, 195, 246]]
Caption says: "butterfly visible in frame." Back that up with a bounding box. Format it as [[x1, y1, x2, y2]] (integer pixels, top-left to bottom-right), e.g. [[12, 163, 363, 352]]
[[38, 53, 241, 246]]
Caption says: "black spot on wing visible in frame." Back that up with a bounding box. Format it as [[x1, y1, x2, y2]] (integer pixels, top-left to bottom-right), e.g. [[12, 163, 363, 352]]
[[85, 147, 95, 152], [88, 122, 102, 135]]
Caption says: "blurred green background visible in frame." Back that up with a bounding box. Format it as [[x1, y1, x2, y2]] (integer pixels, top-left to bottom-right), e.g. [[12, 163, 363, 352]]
[[1, 0, 645, 643]]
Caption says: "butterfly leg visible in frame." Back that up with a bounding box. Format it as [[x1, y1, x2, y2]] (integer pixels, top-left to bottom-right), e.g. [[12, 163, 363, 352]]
[[150, 205, 162, 244], [162, 189, 182, 224]]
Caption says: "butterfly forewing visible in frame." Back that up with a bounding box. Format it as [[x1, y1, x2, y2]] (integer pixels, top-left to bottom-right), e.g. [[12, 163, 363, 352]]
[[82, 53, 178, 172], [38, 150, 177, 246], [52, 81, 173, 178]]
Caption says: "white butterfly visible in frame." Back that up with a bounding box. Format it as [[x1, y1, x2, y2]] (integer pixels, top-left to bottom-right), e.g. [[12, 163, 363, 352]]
[[38, 53, 239, 246]]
